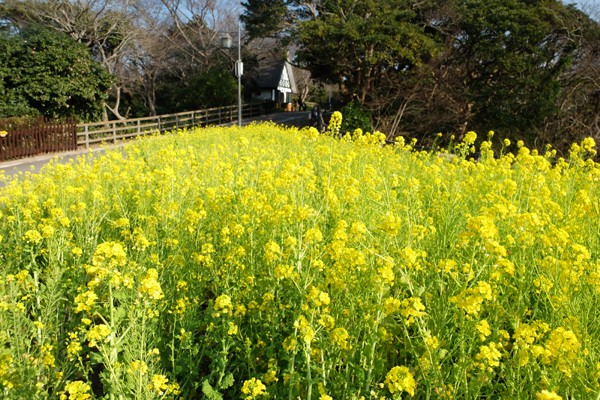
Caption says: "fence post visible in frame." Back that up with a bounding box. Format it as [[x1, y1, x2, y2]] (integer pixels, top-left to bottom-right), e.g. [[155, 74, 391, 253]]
[[36, 118, 42, 156], [137, 119, 141, 137], [69, 120, 76, 151], [40, 118, 46, 153], [53, 120, 58, 152], [53, 119, 59, 152], [13, 129, 19, 159], [49, 119, 54, 152], [113, 121, 117, 144], [47, 118, 51, 152], [54, 119, 59, 152]]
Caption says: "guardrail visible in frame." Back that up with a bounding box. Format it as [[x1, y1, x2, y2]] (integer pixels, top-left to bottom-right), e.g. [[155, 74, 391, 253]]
[[77, 103, 266, 149]]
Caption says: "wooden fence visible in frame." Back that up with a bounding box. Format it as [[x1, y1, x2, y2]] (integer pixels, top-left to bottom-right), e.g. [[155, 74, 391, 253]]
[[0, 117, 77, 162], [0, 103, 268, 162], [77, 103, 266, 150]]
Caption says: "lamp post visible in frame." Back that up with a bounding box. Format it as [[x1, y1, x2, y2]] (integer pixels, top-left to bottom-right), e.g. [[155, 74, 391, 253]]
[[220, 21, 243, 127]]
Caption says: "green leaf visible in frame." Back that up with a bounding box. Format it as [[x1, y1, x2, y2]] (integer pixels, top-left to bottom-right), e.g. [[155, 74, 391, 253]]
[[201, 380, 223, 400], [219, 373, 234, 389]]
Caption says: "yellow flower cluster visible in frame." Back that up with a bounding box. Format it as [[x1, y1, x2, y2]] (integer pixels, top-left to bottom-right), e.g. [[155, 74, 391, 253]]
[[294, 315, 315, 345], [74, 290, 97, 314], [263, 240, 282, 264], [536, 390, 562, 400], [400, 297, 427, 326], [129, 360, 148, 374], [384, 365, 416, 396], [85, 241, 128, 288], [306, 286, 330, 308], [148, 374, 168, 395], [138, 268, 164, 300], [331, 327, 350, 350], [86, 324, 111, 348], [59, 380, 92, 400], [475, 342, 503, 372], [450, 281, 493, 316], [241, 377, 267, 399], [213, 294, 233, 317], [327, 111, 342, 137]]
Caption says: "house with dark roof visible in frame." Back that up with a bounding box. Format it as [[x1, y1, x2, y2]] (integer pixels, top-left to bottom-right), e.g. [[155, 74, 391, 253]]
[[246, 39, 308, 107], [254, 58, 297, 104]]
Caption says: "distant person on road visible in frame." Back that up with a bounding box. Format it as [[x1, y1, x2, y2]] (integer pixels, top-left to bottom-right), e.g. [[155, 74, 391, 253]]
[[309, 106, 325, 132]]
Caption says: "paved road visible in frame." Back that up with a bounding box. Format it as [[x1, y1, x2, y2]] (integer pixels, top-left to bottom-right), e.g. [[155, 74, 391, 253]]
[[0, 111, 310, 181]]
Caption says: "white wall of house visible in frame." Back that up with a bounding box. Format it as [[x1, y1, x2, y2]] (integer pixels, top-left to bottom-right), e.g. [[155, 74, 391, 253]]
[[277, 65, 292, 103]]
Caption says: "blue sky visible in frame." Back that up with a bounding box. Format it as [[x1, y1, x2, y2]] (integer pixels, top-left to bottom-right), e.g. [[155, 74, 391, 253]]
[[561, 0, 599, 19], [565, 0, 599, 11]]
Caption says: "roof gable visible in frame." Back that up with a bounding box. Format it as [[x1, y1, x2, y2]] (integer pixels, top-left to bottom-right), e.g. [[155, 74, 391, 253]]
[[247, 38, 301, 92]]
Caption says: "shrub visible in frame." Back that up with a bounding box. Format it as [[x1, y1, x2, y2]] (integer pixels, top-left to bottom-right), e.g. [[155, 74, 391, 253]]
[[340, 101, 372, 134]]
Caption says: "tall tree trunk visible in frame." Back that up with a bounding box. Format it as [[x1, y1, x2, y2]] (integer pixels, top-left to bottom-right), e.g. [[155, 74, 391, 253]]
[[104, 85, 126, 120]]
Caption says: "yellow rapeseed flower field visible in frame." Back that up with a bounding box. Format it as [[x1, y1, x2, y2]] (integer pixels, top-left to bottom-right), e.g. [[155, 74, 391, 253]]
[[0, 121, 599, 399]]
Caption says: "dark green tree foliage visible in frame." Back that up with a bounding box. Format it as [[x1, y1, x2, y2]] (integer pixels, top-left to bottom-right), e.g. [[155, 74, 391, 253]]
[[241, 0, 290, 39], [195, 69, 238, 108], [453, 0, 576, 136], [340, 101, 372, 134], [0, 29, 37, 117], [1, 0, 140, 119], [0, 24, 111, 121], [155, 67, 238, 115], [297, 0, 439, 103]]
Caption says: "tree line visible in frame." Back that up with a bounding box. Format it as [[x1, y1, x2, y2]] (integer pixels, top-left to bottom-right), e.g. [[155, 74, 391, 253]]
[[2, 0, 600, 153], [244, 0, 600, 152], [0, 0, 243, 122]]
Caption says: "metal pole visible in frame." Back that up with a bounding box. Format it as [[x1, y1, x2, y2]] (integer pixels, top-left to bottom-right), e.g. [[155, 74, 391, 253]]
[[237, 21, 242, 127]]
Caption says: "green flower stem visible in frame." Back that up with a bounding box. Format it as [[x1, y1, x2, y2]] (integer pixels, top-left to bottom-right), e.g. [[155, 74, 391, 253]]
[[304, 345, 312, 400], [364, 290, 384, 393]]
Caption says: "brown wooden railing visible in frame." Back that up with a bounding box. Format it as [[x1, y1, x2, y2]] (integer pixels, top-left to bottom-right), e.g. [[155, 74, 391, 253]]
[[0, 103, 268, 162], [77, 103, 266, 150], [0, 118, 77, 162]]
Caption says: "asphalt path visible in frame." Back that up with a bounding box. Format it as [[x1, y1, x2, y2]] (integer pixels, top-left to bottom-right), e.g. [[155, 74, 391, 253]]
[[0, 111, 310, 182]]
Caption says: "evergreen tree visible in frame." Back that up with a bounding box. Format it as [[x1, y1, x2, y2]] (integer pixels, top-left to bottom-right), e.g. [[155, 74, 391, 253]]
[[452, 0, 578, 136], [0, 24, 111, 121], [297, 0, 439, 104], [241, 0, 290, 39]]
